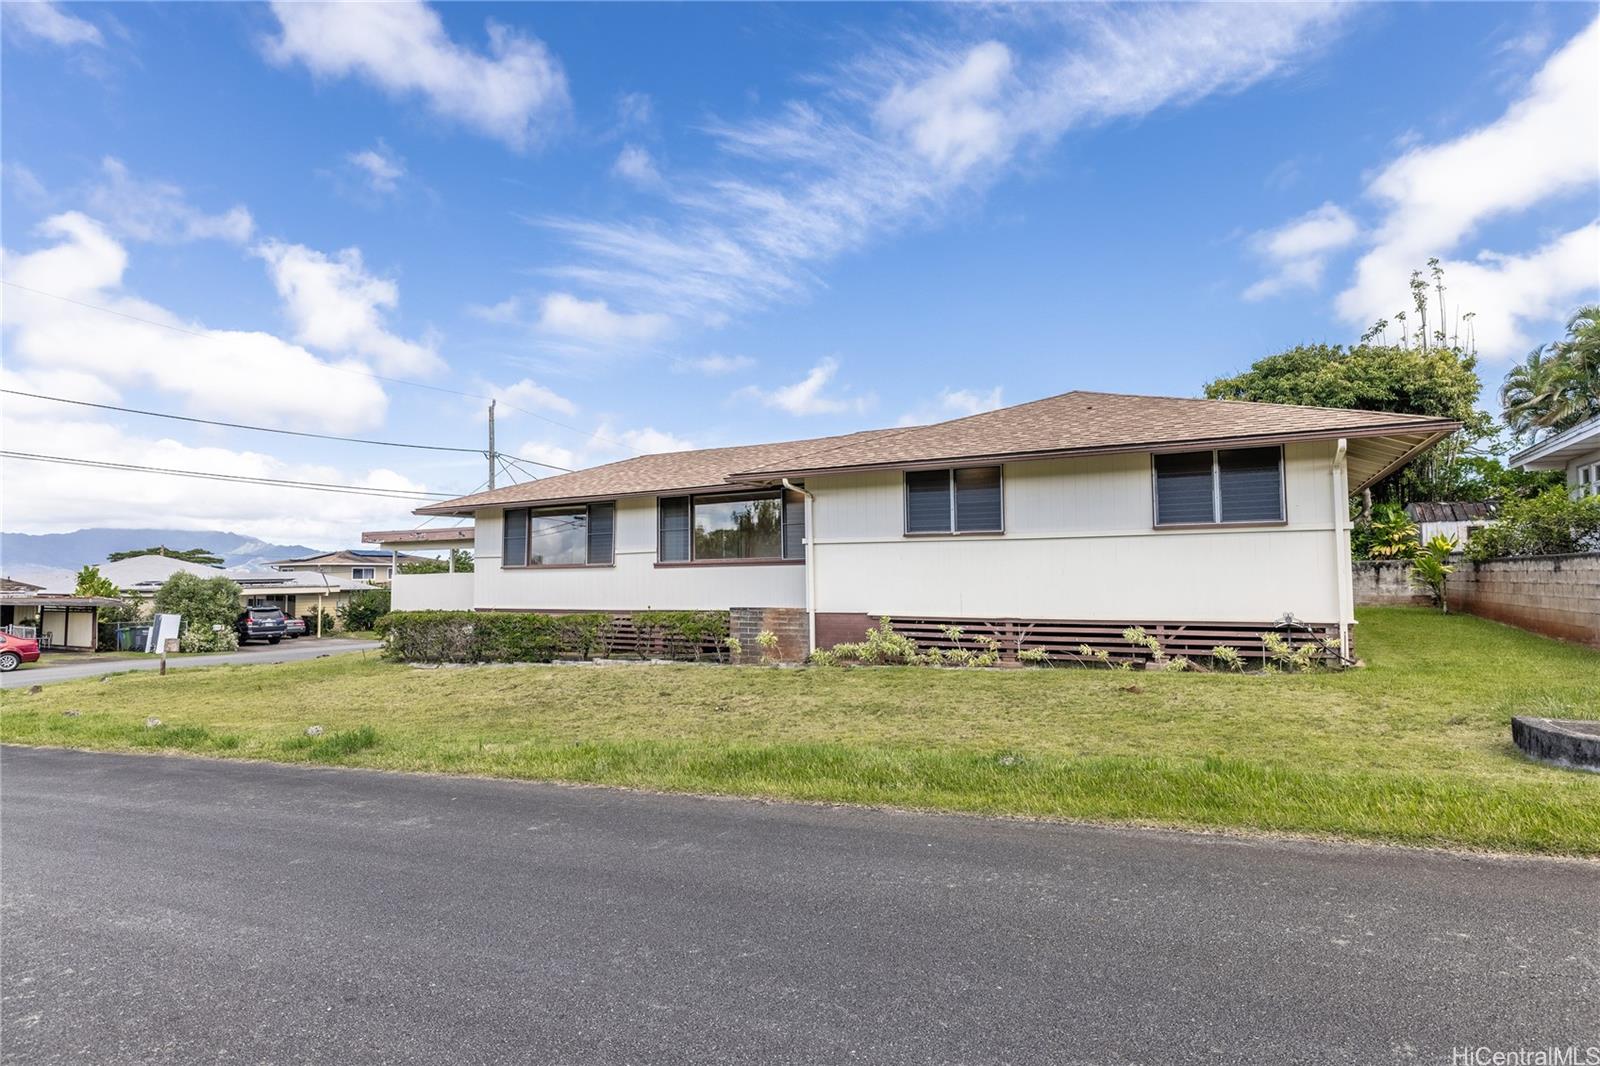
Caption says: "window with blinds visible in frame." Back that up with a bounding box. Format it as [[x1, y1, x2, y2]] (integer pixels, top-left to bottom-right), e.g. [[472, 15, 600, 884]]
[[904, 467, 1004, 534], [658, 497, 691, 562], [502, 508, 529, 567], [1154, 447, 1284, 526], [503, 502, 615, 566]]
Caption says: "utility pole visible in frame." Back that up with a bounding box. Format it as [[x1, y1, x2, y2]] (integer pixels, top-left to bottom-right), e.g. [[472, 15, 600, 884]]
[[487, 399, 497, 490]]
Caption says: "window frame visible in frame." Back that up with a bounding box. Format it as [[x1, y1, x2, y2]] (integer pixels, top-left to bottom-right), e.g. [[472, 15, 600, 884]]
[[902, 466, 1006, 537], [500, 502, 617, 569], [350, 567, 376, 581], [1150, 446, 1287, 528], [655, 488, 806, 566]]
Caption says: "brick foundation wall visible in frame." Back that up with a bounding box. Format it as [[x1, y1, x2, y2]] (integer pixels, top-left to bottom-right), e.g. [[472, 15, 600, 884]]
[[729, 607, 810, 663], [814, 612, 876, 651], [1353, 553, 1600, 647]]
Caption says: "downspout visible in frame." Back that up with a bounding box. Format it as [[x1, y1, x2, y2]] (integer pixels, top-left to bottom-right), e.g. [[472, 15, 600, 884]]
[[1332, 439, 1353, 659], [782, 478, 816, 656]]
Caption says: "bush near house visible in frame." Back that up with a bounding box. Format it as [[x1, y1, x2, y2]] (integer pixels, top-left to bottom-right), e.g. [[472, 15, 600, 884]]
[[1466, 490, 1600, 561], [338, 589, 391, 632], [152, 572, 242, 637], [375, 610, 728, 663]]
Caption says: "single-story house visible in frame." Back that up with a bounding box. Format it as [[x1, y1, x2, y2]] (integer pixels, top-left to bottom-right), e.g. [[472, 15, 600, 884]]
[[0, 577, 124, 651], [1509, 415, 1600, 498], [386, 391, 1458, 660], [1404, 501, 1499, 546], [268, 548, 430, 586], [98, 554, 375, 622]]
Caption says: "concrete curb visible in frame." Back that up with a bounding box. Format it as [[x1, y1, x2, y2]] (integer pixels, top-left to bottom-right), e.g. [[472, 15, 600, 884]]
[[1511, 716, 1600, 772]]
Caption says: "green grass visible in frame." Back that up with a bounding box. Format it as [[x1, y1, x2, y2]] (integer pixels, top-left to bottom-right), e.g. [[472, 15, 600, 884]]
[[3, 608, 1597, 854]]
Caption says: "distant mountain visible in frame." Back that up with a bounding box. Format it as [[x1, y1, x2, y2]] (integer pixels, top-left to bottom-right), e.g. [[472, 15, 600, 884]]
[[2, 528, 325, 590]]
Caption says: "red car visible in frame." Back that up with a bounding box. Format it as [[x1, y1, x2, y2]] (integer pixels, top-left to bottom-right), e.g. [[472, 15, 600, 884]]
[[0, 632, 41, 672]]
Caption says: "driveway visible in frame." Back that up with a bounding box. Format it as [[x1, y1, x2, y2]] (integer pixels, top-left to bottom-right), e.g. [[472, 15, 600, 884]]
[[2, 747, 1595, 1065], [0, 637, 381, 688]]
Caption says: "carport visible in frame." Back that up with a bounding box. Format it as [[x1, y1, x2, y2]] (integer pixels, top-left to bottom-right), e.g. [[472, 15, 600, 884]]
[[0, 594, 125, 651]]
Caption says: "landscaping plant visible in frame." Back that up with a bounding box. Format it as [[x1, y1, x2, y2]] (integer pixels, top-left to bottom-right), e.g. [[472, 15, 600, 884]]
[[1409, 534, 1458, 612]]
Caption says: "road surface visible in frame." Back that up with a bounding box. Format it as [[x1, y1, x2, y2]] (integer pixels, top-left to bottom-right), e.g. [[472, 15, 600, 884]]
[[1, 638, 382, 688], [2, 747, 1595, 1065]]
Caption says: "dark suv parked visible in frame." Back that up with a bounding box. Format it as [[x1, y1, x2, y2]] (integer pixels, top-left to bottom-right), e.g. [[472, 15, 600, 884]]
[[235, 606, 287, 645]]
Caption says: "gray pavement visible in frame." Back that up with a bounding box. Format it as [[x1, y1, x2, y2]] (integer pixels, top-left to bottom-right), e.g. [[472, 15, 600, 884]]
[[0, 638, 382, 688], [2, 746, 1596, 1065]]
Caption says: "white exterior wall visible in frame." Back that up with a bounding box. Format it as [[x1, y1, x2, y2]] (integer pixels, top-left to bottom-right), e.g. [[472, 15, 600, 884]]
[[392, 572, 474, 611], [807, 441, 1349, 623], [471, 498, 806, 612]]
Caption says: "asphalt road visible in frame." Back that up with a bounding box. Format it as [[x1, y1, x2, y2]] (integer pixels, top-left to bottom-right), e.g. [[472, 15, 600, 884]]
[[3, 748, 1596, 1065], [0, 638, 382, 689]]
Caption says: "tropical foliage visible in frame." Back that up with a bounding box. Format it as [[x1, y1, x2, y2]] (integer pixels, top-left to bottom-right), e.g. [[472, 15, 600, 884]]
[[398, 549, 475, 574], [1465, 490, 1600, 562], [152, 572, 242, 634], [1408, 534, 1457, 612], [1501, 305, 1600, 440], [337, 589, 392, 631], [73, 565, 121, 598]]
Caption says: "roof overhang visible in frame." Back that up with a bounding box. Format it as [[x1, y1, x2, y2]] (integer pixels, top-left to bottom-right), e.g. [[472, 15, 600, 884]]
[[363, 526, 478, 550], [730, 422, 1461, 491], [409, 484, 748, 519], [1508, 417, 1600, 470], [0, 595, 125, 608]]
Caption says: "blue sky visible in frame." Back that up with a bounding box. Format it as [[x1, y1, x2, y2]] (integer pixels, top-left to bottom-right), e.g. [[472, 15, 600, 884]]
[[2, 2, 1597, 547]]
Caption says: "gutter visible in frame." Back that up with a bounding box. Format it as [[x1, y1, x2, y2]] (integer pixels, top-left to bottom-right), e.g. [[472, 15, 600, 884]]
[[782, 478, 816, 656], [1332, 439, 1353, 659]]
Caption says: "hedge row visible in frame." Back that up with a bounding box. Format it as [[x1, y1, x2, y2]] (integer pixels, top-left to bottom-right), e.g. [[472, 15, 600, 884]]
[[374, 610, 730, 663]]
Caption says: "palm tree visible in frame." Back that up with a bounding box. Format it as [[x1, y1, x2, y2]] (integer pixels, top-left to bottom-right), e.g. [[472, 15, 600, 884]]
[[1501, 305, 1600, 439]]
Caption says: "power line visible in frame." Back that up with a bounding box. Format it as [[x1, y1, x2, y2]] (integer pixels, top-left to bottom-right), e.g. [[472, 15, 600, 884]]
[[1, 279, 632, 451], [1, 388, 567, 470], [0, 450, 459, 501]]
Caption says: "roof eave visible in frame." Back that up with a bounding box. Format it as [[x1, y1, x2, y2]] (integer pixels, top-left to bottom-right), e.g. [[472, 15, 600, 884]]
[[727, 420, 1462, 482]]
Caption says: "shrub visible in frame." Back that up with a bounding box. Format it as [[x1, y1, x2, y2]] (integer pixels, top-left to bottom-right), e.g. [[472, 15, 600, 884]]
[[1409, 534, 1457, 611], [1210, 645, 1246, 672], [827, 617, 923, 665], [338, 589, 391, 631], [152, 572, 241, 634], [1466, 489, 1600, 561], [1355, 503, 1419, 560], [1017, 648, 1050, 666], [631, 611, 729, 660], [179, 626, 239, 653], [756, 630, 780, 663]]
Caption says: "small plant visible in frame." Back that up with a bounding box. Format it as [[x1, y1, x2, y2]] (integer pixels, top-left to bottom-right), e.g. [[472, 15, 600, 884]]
[[1210, 645, 1246, 672], [179, 626, 239, 654], [1260, 631, 1332, 673], [1017, 647, 1050, 666], [724, 635, 743, 662], [756, 630, 780, 663], [1076, 643, 1132, 672], [1409, 533, 1457, 612], [807, 648, 838, 667], [939, 624, 964, 642], [1162, 656, 1191, 672], [827, 617, 923, 665], [1363, 504, 1420, 560]]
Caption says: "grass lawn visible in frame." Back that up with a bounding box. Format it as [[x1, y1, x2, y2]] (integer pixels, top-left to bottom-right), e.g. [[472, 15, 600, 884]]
[[3, 607, 1597, 855]]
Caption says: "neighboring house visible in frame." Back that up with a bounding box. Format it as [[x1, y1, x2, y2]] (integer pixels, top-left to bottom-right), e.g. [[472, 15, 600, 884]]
[[1509, 415, 1600, 498], [1404, 501, 1498, 547], [268, 549, 429, 586], [381, 391, 1458, 659], [98, 554, 374, 622], [0, 577, 123, 651]]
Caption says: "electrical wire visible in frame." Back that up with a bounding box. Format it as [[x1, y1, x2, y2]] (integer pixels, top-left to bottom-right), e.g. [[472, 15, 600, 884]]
[[1, 279, 631, 451], [0, 450, 458, 501]]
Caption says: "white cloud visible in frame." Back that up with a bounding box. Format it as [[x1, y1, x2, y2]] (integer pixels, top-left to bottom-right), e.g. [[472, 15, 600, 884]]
[[467, 295, 522, 324], [87, 158, 254, 244], [536, 4, 1348, 326], [255, 240, 442, 375], [515, 421, 694, 476], [738, 358, 872, 417], [346, 142, 406, 195], [535, 292, 669, 345], [2, 1, 102, 47], [264, 0, 569, 150], [0, 212, 389, 432], [0, 401, 435, 545], [612, 144, 662, 188], [1242, 202, 1360, 301], [492, 377, 577, 418], [1334, 15, 1600, 358], [897, 385, 1004, 426], [615, 91, 654, 130], [674, 353, 754, 376]]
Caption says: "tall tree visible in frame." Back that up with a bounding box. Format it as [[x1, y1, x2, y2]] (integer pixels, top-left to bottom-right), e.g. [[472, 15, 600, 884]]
[[1502, 304, 1600, 440], [74, 565, 121, 598], [106, 545, 224, 566]]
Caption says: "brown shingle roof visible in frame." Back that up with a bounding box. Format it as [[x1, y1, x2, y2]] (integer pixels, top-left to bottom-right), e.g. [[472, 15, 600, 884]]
[[414, 427, 905, 515], [416, 390, 1460, 515], [732, 392, 1460, 477]]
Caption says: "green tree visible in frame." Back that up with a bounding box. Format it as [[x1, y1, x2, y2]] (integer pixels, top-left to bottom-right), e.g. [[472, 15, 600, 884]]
[[107, 545, 224, 566], [74, 565, 121, 598], [1501, 305, 1600, 440], [151, 572, 242, 633], [1466, 490, 1600, 561], [398, 549, 475, 574], [338, 589, 392, 631]]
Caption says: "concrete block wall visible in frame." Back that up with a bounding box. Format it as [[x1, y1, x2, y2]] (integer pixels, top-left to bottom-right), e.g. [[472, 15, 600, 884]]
[[1353, 553, 1600, 648], [729, 607, 809, 663]]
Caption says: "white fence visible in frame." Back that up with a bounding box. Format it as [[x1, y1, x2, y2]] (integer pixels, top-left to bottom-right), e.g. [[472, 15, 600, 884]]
[[391, 572, 474, 612]]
